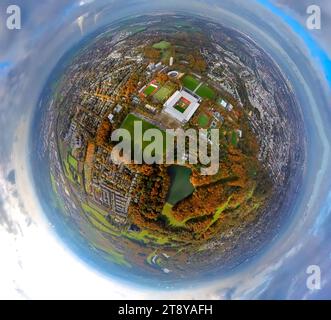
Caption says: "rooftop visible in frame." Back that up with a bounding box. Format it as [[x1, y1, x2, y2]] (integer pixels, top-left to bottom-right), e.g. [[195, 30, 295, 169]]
[[163, 90, 200, 123]]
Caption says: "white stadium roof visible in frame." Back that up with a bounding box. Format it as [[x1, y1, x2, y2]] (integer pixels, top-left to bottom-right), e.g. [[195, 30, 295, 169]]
[[163, 90, 200, 123]]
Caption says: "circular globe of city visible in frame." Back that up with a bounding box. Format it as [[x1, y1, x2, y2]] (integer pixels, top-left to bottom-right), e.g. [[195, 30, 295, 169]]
[[31, 14, 304, 286]]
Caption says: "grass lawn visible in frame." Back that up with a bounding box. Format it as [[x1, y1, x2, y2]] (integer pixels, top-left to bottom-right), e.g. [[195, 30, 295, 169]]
[[82, 202, 120, 238], [174, 105, 186, 113], [121, 114, 160, 135], [198, 114, 209, 128], [82, 203, 110, 224], [162, 203, 193, 228], [82, 200, 170, 247], [124, 229, 169, 245], [153, 41, 171, 50], [144, 85, 157, 96], [173, 97, 190, 114], [91, 241, 131, 267], [120, 114, 167, 159], [152, 41, 172, 63], [68, 154, 78, 171], [63, 157, 81, 186], [153, 84, 174, 102], [196, 84, 216, 100], [87, 201, 109, 216], [182, 75, 200, 91], [86, 214, 119, 237]]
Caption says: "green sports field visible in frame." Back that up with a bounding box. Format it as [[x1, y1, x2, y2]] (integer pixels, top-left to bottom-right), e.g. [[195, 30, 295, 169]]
[[63, 154, 81, 186], [120, 114, 166, 160], [153, 41, 171, 50], [68, 154, 78, 170], [174, 105, 186, 113], [153, 83, 174, 103], [121, 114, 157, 134], [144, 85, 157, 96], [174, 97, 190, 114], [182, 75, 200, 91], [198, 114, 209, 128], [196, 84, 216, 100]]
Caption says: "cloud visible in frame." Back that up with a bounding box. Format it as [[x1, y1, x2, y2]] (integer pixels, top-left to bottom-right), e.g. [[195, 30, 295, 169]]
[[0, 205, 17, 235], [76, 13, 89, 35], [79, 0, 95, 6], [272, 0, 331, 53]]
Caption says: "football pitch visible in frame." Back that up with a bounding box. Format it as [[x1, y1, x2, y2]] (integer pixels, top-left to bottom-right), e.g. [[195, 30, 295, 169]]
[[198, 114, 210, 128], [174, 97, 190, 114], [196, 84, 216, 100], [120, 114, 166, 160], [153, 83, 174, 103], [182, 75, 200, 91], [144, 85, 158, 96]]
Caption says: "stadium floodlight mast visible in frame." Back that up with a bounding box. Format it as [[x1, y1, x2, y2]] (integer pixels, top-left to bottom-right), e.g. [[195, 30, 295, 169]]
[[110, 123, 220, 176]]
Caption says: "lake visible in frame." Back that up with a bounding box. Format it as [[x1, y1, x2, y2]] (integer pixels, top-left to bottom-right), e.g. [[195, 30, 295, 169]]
[[167, 165, 195, 206]]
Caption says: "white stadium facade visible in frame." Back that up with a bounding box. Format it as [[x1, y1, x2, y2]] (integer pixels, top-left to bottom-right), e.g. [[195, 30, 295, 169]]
[[163, 90, 201, 123]]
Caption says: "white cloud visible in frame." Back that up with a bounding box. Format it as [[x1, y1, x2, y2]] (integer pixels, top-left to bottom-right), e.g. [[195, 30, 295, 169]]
[[79, 0, 95, 6]]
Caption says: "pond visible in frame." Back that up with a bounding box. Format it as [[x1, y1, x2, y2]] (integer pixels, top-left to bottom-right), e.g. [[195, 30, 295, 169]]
[[167, 165, 195, 206]]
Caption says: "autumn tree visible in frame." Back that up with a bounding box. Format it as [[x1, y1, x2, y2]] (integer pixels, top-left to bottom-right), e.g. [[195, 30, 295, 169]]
[[143, 47, 161, 61], [96, 119, 112, 146]]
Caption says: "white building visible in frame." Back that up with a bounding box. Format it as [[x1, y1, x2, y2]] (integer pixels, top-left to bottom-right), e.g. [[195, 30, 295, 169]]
[[220, 99, 227, 108], [236, 129, 243, 139], [155, 62, 162, 70], [220, 99, 234, 112], [145, 104, 156, 113], [114, 104, 123, 113], [163, 90, 200, 123], [108, 113, 114, 123]]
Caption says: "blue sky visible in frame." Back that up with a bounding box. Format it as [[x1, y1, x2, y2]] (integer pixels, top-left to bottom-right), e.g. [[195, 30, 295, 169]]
[[260, 0, 331, 83]]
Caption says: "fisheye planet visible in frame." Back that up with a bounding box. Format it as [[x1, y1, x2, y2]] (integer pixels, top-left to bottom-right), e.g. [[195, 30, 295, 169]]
[[31, 14, 304, 285], [0, 0, 330, 300]]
